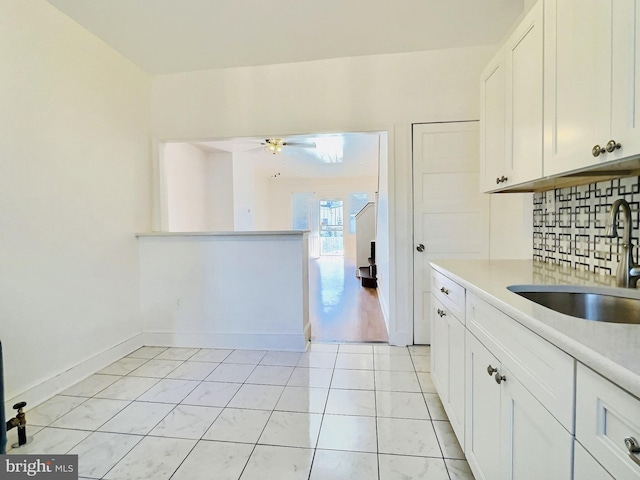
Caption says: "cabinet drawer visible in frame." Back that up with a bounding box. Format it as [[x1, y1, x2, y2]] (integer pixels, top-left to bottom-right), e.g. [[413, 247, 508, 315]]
[[576, 363, 640, 479], [431, 269, 465, 323], [466, 292, 575, 431]]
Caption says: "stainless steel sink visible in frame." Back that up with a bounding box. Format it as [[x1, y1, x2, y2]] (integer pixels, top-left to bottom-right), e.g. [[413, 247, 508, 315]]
[[507, 285, 640, 324]]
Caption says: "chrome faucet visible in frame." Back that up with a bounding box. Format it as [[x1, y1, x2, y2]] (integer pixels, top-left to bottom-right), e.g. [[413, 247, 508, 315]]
[[605, 198, 640, 288]]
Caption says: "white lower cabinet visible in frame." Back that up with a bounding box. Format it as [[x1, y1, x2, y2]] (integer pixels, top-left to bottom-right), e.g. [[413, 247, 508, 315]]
[[465, 333, 572, 480], [431, 296, 465, 446], [574, 441, 615, 480]]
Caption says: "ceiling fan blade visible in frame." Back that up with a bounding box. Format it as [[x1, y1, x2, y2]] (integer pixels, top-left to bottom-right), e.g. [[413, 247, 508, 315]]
[[283, 141, 316, 149]]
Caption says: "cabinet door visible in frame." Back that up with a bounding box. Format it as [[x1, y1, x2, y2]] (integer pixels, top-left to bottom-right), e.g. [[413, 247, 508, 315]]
[[610, 0, 640, 161], [499, 365, 573, 480], [574, 442, 615, 480], [544, 0, 614, 176], [448, 316, 465, 448], [431, 298, 450, 401], [505, 0, 543, 185], [480, 48, 506, 192], [465, 333, 501, 480]]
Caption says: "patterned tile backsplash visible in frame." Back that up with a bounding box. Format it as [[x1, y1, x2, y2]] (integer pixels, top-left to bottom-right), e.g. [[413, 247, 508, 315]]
[[533, 176, 640, 275]]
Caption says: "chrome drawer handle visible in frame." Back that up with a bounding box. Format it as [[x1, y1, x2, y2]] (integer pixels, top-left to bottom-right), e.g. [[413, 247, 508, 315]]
[[624, 437, 640, 467], [437, 309, 446, 317], [440, 287, 450, 295], [487, 365, 498, 376]]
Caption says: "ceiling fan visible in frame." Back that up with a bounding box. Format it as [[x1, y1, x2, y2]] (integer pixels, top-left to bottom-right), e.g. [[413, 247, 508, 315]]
[[261, 138, 316, 154]]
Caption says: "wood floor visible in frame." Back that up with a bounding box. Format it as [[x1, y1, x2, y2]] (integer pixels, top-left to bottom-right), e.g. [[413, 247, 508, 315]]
[[309, 256, 388, 343]]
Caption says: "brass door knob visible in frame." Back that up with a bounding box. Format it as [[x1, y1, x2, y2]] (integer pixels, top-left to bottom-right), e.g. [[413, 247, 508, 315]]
[[606, 140, 622, 153]]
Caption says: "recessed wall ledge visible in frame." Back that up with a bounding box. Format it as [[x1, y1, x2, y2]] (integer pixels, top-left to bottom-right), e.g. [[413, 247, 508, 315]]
[[136, 230, 310, 237]]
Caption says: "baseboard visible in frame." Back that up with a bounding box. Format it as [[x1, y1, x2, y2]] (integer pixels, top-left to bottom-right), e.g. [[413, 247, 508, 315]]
[[4, 333, 143, 413], [143, 329, 309, 352]]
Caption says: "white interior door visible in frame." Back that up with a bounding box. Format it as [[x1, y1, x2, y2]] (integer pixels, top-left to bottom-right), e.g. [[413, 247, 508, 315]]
[[413, 122, 490, 344]]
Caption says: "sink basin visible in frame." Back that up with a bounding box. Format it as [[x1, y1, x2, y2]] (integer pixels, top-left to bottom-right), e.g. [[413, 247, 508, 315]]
[[507, 285, 640, 324]]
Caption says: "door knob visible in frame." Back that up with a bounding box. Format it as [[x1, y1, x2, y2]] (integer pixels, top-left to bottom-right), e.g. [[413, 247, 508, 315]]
[[592, 144, 606, 157], [487, 365, 498, 376], [416, 244, 425, 252], [606, 140, 622, 153]]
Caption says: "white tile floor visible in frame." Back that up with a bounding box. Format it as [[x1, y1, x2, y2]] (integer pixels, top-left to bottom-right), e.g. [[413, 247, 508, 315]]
[[7, 344, 475, 480]]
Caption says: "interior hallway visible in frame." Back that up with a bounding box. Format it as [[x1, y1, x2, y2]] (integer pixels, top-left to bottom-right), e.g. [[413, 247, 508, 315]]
[[309, 257, 388, 343]]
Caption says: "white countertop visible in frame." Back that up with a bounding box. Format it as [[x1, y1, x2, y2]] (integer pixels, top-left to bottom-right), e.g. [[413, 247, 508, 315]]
[[431, 259, 640, 399], [136, 230, 309, 237]]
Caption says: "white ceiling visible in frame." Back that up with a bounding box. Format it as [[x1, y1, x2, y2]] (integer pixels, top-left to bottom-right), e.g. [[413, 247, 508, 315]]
[[192, 132, 382, 180], [47, 0, 524, 74]]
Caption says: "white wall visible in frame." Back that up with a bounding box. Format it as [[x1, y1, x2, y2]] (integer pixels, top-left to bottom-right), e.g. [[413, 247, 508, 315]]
[[150, 45, 525, 345], [138, 233, 309, 351], [165, 142, 212, 231], [0, 1, 150, 403], [208, 152, 235, 231], [489, 194, 533, 259], [232, 152, 257, 230]]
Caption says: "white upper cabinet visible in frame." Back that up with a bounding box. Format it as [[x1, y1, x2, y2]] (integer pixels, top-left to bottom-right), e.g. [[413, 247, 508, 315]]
[[544, 0, 640, 176], [480, 1, 543, 192]]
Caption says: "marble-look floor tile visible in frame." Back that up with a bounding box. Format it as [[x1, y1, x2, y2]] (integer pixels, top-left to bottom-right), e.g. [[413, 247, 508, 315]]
[[335, 353, 374, 370], [68, 431, 143, 479], [27, 395, 87, 427], [8, 427, 90, 455], [205, 363, 255, 383], [331, 369, 375, 390], [103, 436, 196, 480], [338, 344, 374, 354], [203, 408, 271, 444], [227, 384, 284, 410], [375, 370, 422, 392], [296, 352, 337, 369], [51, 398, 130, 431], [374, 354, 416, 372], [61, 374, 121, 397], [409, 345, 431, 356], [424, 393, 449, 421], [155, 347, 200, 361], [260, 351, 303, 366], [128, 359, 183, 378], [95, 376, 160, 401], [166, 361, 219, 380], [275, 386, 328, 414], [433, 420, 465, 459], [310, 449, 378, 480], [306, 343, 339, 353], [240, 445, 313, 480], [317, 414, 377, 453], [5, 425, 43, 453], [417, 372, 437, 393], [182, 382, 241, 407], [413, 355, 432, 372], [259, 411, 322, 448], [246, 365, 294, 385], [446, 459, 476, 480], [287, 367, 333, 388], [379, 454, 449, 480], [98, 357, 148, 375], [127, 346, 167, 359], [189, 348, 233, 363], [223, 350, 267, 364], [377, 417, 442, 457], [325, 388, 376, 416], [150, 405, 222, 440], [376, 391, 431, 419], [373, 345, 411, 356], [137, 378, 199, 404], [98, 401, 174, 435], [171, 440, 253, 480]]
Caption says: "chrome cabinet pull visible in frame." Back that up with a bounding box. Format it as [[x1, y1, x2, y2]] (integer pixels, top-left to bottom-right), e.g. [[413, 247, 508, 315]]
[[606, 140, 622, 153], [592, 145, 606, 157], [496, 175, 509, 184], [437, 309, 446, 317], [440, 287, 449, 295], [416, 244, 425, 252], [487, 365, 498, 376], [624, 437, 640, 467], [495, 372, 506, 384]]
